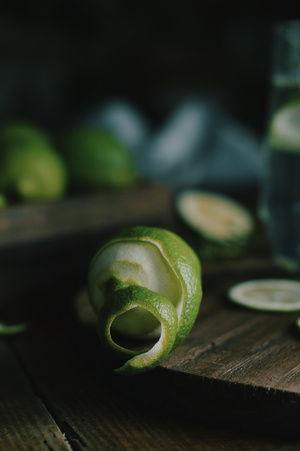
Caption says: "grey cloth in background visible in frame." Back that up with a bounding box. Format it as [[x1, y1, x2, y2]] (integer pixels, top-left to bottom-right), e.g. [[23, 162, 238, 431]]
[[81, 97, 261, 192]]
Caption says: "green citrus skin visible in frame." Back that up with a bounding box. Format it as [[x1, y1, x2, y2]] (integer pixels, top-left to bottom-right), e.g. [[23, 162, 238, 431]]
[[0, 193, 7, 209], [88, 226, 202, 376], [0, 122, 51, 148], [0, 121, 67, 202], [0, 322, 28, 335], [59, 127, 138, 191], [0, 144, 67, 202]]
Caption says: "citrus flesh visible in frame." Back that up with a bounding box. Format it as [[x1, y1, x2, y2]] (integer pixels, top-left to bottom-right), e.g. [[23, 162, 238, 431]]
[[88, 226, 202, 375], [59, 127, 137, 191], [228, 279, 300, 312], [268, 97, 300, 152], [176, 190, 254, 244]]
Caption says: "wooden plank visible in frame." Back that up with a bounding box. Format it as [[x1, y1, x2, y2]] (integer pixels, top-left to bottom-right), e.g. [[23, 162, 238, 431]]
[[0, 185, 172, 249], [0, 339, 71, 451], [164, 305, 300, 391], [7, 315, 300, 450], [2, 186, 300, 447], [71, 261, 300, 439], [9, 320, 207, 450]]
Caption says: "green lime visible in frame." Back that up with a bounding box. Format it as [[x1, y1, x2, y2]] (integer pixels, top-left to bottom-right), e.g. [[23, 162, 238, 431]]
[[0, 144, 67, 202], [0, 121, 51, 148], [59, 127, 138, 191], [176, 190, 254, 259], [0, 193, 7, 209], [0, 322, 28, 336], [268, 97, 300, 152], [88, 226, 202, 375]]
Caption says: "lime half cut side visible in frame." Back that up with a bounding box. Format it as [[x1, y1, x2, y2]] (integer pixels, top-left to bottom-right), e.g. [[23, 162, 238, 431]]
[[228, 279, 300, 312], [268, 98, 300, 152], [176, 190, 254, 244]]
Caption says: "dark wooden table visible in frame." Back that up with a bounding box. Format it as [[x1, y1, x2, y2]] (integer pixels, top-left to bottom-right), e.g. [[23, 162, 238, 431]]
[[1, 186, 300, 450]]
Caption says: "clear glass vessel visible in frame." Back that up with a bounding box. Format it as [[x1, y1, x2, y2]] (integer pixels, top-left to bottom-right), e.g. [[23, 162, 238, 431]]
[[259, 20, 300, 272]]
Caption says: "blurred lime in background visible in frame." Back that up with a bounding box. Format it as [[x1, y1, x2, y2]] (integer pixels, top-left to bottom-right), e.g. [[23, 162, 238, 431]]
[[0, 122, 67, 203], [59, 127, 138, 192], [0, 193, 7, 209], [0, 122, 52, 148]]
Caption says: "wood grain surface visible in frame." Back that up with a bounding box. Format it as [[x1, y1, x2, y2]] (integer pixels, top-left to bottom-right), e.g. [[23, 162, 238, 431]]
[[2, 299, 300, 451], [0, 185, 173, 249], [1, 186, 300, 450], [74, 257, 300, 441]]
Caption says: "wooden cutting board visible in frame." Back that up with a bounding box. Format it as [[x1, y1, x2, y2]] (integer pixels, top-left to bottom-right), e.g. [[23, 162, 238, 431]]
[[3, 184, 299, 439], [74, 264, 300, 440]]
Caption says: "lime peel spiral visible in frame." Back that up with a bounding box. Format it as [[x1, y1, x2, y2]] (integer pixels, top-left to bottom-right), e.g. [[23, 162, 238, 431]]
[[88, 226, 202, 376]]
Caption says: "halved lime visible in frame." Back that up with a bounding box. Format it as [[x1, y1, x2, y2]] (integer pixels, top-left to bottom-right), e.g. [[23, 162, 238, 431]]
[[88, 226, 202, 375], [228, 279, 300, 312], [176, 190, 254, 259], [268, 98, 300, 152]]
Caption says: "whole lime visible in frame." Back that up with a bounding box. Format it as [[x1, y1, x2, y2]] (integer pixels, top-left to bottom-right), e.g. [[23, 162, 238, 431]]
[[0, 121, 51, 148], [59, 127, 138, 191], [0, 193, 7, 209], [0, 143, 67, 202]]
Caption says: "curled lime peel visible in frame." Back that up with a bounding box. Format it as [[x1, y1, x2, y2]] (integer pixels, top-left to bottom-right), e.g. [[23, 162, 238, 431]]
[[89, 226, 202, 376], [97, 279, 178, 376]]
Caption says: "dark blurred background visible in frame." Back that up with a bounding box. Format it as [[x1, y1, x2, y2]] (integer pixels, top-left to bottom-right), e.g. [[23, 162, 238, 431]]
[[0, 0, 299, 134], [0, 0, 299, 307]]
